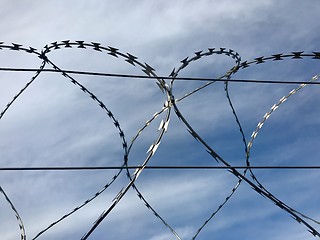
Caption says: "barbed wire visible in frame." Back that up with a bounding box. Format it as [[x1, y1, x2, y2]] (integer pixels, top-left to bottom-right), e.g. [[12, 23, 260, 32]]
[[0, 40, 319, 240]]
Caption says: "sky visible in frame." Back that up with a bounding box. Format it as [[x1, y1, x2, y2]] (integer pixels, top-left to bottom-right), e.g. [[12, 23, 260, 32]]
[[0, 1, 320, 240]]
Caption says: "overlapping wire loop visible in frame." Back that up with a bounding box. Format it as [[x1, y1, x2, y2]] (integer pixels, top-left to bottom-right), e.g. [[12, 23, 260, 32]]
[[0, 41, 319, 239]]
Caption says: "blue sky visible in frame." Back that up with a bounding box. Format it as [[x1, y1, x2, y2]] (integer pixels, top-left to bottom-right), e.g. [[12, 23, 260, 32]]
[[0, 1, 320, 239]]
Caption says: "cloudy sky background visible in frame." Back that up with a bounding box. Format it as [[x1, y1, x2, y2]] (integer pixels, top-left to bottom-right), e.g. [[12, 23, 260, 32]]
[[0, 1, 320, 240]]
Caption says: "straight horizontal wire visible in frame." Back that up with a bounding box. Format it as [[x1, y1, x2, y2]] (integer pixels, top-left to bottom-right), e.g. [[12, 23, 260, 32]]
[[0, 67, 319, 85], [1, 166, 320, 171]]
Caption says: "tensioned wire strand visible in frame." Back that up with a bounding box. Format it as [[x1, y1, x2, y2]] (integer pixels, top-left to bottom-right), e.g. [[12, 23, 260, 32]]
[[0, 67, 320, 85], [0, 68, 318, 171], [1, 166, 320, 171]]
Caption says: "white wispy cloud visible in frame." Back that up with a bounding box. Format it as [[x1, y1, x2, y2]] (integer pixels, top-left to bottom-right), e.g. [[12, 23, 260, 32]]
[[0, 1, 319, 239]]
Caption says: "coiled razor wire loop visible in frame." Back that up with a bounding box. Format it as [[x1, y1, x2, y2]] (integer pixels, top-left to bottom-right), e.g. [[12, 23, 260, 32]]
[[235, 53, 320, 231], [3, 41, 173, 240], [30, 41, 173, 240], [246, 74, 320, 226], [168, 48, 250, 240], [120, 48, 243, 240], [0, 42, 48, 240], [32, 42, 131, 239], [0, 41, 319, 239], [167, 51, 320, 238]]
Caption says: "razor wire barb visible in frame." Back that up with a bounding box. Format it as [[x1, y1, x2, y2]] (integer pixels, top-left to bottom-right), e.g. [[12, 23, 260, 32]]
[[0, 40, 319, 239]]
